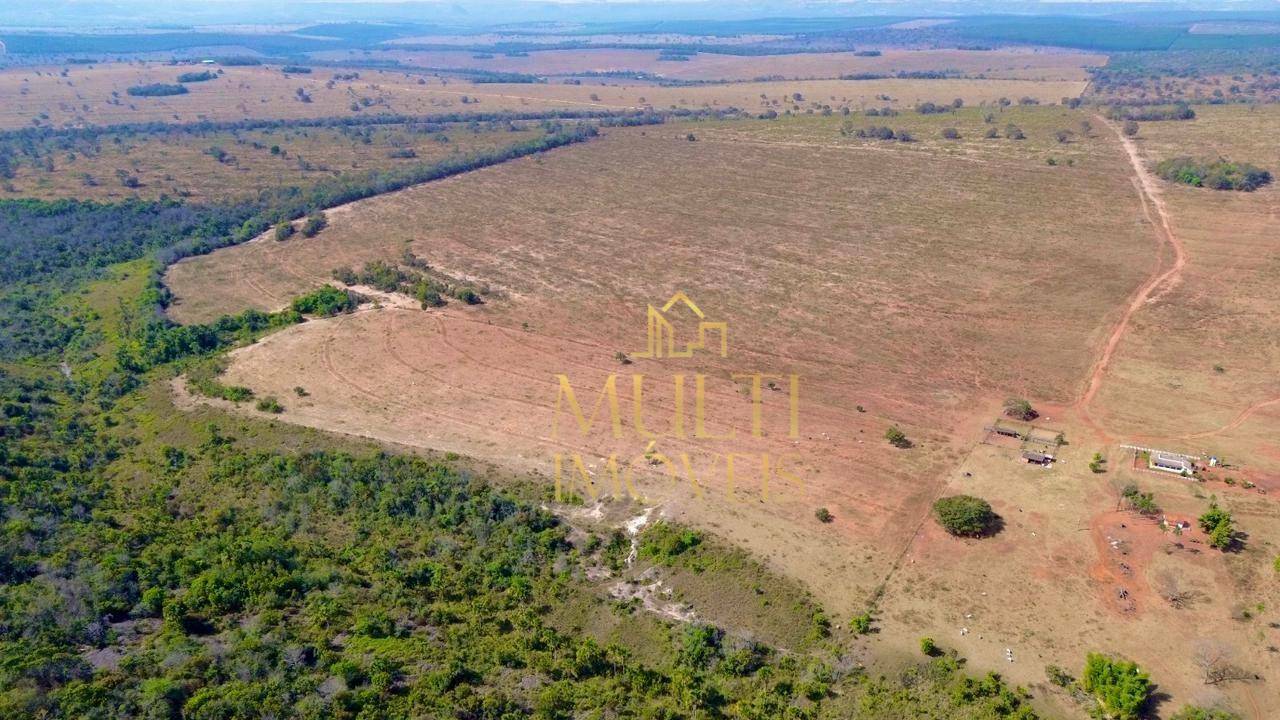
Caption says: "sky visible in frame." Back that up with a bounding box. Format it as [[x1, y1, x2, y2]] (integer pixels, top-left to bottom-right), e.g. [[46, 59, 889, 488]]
[[0, 0, 1276, 30]]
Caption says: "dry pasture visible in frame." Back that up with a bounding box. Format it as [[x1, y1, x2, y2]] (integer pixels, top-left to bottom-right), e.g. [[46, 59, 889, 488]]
[[163, 104, 1280, 714], [1088, 106, 1280, 477], [0, 61, 1086, 130], [880, 428, 1280, 716], [167, 106, 1153, 613], [1, 120, 543, 201], [0, 63, 598, 130], [315, 47, 1104, 82]]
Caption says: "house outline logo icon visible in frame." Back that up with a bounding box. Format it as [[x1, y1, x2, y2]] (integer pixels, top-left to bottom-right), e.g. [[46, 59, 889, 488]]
[[635, 291, 728, 359]]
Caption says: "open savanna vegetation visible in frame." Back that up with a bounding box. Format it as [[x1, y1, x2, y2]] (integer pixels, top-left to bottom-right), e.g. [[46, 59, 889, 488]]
[[11, 11, 1280, 720], [4, 263, 1056, 719], [163, 103, 1197, 698], [0, 63, 605, 130], [1086, 105, 1280, 475], [521, 76, 1087, 113], [1, 159, 1063, 720], [1086, 50, 1280, 105], [0, 60, 1086, 131], [160, 94, 1280, 715], [0, 118, 546, 201], [313, 46, 1105, 82], [873, 105, 1280, 717]]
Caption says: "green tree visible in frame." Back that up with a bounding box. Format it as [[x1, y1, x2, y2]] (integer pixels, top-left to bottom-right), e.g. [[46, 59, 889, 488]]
[[1199, 502, 1238, 550], [932, 495, 998, 537], [1121, 484, 1158, 515], [676, 624, 721, 669], [885, 426, 911, 448], [291, 285, 359, 316], [273, 221, 295, 241], [1082, 653, 1151, 720], [1003, 397, 1037, 420], [1089, 452, 1107, 473], [255, 396, 283, 413], [301, 211, 327, 237]]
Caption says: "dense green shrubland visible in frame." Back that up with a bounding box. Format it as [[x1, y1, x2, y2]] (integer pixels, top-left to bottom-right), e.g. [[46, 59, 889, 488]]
[[1106, 104, 1196, 121], [125, 83, 189, 97], [176, 71, 218, 83], [291, 286, 363, 317], [1154, 157, 1273, 191]]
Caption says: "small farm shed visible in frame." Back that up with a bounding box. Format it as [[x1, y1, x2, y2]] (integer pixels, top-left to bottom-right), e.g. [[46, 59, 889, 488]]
[[991, 420, 1030, 439], [1150, 453, 1193, 475], [1022, 450, 1054, 465]]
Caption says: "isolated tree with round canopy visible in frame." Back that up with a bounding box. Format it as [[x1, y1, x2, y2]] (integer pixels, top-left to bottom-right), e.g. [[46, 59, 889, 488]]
[[1082, 653, 1151, 720], [932, 495, 998, 537], [1003, 397, 1037, 421]]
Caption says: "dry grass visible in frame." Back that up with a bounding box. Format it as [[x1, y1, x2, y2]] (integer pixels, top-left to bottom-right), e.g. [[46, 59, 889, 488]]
[[166, 106, 1153, 613], [162, 103, 1280, 714], [2, 120, 543, 201], [1088, 105, 1280, 476], [870, 105, 1280, 715], [314, 47, 1105, 82], [877, 430, 1280, 715], [0, 61, 1086, 130], [0, 63, 600, 130]]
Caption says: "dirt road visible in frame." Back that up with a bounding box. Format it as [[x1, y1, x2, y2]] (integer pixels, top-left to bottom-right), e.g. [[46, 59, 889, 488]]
[[1080, 117, 1280, 447], [1075, 116, 1189, 440]]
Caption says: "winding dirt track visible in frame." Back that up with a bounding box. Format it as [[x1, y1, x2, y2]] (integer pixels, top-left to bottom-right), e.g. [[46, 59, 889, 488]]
[[1081, 116, 1280, 446], [1183, 396, 1280, 440], [1075, 116, 1188, 440], [1042, 121, 1266, 720]]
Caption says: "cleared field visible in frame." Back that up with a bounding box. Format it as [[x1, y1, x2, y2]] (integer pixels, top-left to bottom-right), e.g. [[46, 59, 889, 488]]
[[2, 120, 544, 201], [0, 63, 599, 129], [164, 104, 1280, 713], [167, 106, 1153, 611], [871, 106, 1280, 716], [315, 47, 1105, 82], [1088, 106, 1280, 477], [0, 61, 1087, 130], [545, 76, 1088, 111]]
